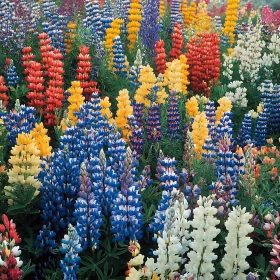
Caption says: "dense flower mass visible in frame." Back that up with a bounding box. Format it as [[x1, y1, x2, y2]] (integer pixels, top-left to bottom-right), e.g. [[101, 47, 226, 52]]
[[0, 1, 279, 279]]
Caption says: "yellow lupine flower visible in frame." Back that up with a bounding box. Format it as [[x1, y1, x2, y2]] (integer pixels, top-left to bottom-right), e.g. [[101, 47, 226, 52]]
[[100, 97, 114, 124], [134, 65, 157, 108], [67, 81, 85, 127], [223, 0, 240, 45], [191, 112, 209, 154], [186, 96, 199, 118], [105, 18, 124, 50], [5, 133, 42, 205], [127, 0, 142, 50], [115, 89, 133, 142], [30, 123, 52, 158], [215, 97, 232, 125]]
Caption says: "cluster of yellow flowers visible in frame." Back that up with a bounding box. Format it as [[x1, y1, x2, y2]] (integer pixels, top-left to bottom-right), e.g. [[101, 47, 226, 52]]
[[215, 97, 232, 124], [186, 96, 199, 118], [5, 133, 43, 205], [134, 65, 157, 108], [159, 0, 165, 18], [164, 55, 189, 94], [100, 97, 114, 124], [192, 2, 212, 34], [191, 112, 209, 154], [127, 0, 142, 50], [105, 18, 124, 50], [65, 22, 77, 53], [223, 0, 240, 45], [30, 123, 52, 158], [182, 2, 197, 28], [115, 89, 133, 142], [67, 81, 85, 126]]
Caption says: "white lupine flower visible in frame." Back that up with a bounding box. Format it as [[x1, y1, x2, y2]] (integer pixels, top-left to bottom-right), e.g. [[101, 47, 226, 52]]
[[233, 20, 265, 81], [221, 206, 254, 280], [225, 81, 248, 107], [150, 192, 191, 279], [128, 254, 144, 267], [222, 54, 234, 80], [185, 196, 220, 280], [126, 267, 143, 280], [11, 246, 21, 257]]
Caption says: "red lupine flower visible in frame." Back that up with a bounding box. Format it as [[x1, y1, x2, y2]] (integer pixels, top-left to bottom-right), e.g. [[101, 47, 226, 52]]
[[169, 23, 183, 62], [75, 46, 100, 101], [155, 40, 167, 75], [185, 33, 221, 97], [0, 76, 9, 106], [0, 215, 22, 244]]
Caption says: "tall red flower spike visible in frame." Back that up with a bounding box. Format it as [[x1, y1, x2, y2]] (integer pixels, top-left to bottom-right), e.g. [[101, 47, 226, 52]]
[[169, 23, 183, 62], [21, 46, 35, 77], [76, 46, 100, 102], [155, 40, 167, 75], [43, 49, 65, 126], [0, 76, 9, 106], [26, 61, 45, 111], [185, 33, 220, 97], [0, 214, 22, 244], [38, 33, 53, 77]]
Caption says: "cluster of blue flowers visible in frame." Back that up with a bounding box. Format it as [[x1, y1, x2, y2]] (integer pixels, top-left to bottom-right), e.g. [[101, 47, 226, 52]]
[[2, 101, 37, 145], [140, 0, 159, 56], [5, 59, 20, 87], [60, 224, 83, 280], [237, 113, 252, 148], [128, 115, 144, 159], [112, 36, 127, 78], [170, 0, 182, 27]]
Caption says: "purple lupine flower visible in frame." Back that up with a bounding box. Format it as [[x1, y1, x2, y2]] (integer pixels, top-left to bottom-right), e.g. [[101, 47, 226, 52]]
[[167, 91, 180, 138], [137, 165, 153, 191], [110, 147, 143, 242], [74, 162, 103, 251], [146, 102, 161, 142], [60, 224, 82, 280], [59, 0, 84, 17], [128, 115, 144, 160], [133, 102, 144, 128], [268, 85, 280, 134], [140, 0, 159, 56], [112, 36, 127, 78]]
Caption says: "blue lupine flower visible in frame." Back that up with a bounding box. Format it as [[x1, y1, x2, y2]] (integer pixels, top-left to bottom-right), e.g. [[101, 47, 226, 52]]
[[205, 100, 216, 139], [6, 59, 20, 87], [202, 138, 217, 162], [36, 224, 57, 255], [236, 113, 252, 148], [254, 110, 268, 148], [102, 0, 114, 33], [60, 224, 83, 280], [112, 36, 127, 78], [268, 85, 280, 134], [74, 162, 103, 251], [170, 0, 181, 27], [110, 148, 143, 242], [167, 91, 180, 138], [157, 156, 179, 191], [2, 100, 37, 145], [149, 188, 178, 236], [75, 93, 111, 146], [140, 0, 159, 56], [214, 134, 239, 206], [215, 112, 234, 149], [137, 165, 153, 191], [107, 124, 126, 177]]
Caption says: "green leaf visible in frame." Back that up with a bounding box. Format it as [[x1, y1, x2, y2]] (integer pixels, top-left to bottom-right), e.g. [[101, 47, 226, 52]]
[[21, 260, 35, 279], [6, 204, 26, 215]]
